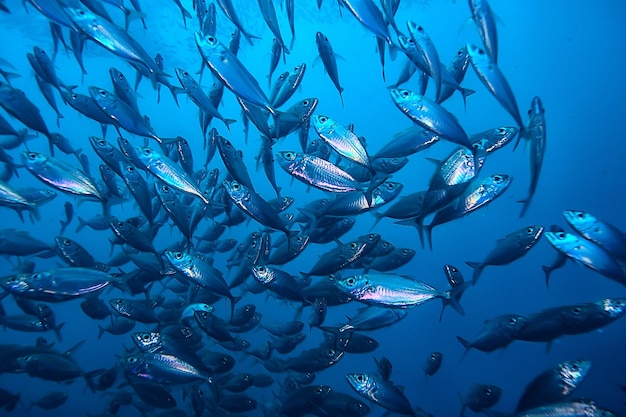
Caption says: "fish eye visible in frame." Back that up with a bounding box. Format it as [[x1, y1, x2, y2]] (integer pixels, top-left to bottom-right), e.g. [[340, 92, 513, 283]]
[[484, 387, 492, 395], [183, 71, 189, 76], [174, 252, 183, 260], [98, 139, 105, 145], [297, 236, 303, 242], [63, 239, 70, 246], [72, 94, 78, 99], [232, 183, 240, 190], [143, 148, 151, 155], [401, 90, 409, 97], [221, 357, 229, 364], [303, 99, 309, 106], [327, 349, 335, 356], [117, 221, 124, 227], [163, 185, 169, 192], [557, 232, 566, 239], [417, 26, 424, 32], [142, 334, 150, 341], [431, 353, 437, 359], [99, 90, 107, 97], [257, 266, 265, 273], [346, 277, 356, 286], [207, 36, 215, 42], [527, 109, 532, 116], [127, 357, 137, 363], [126, 166, 134, 172], [577, 212, 584, 219], [28, 152, 37, 159], [315, 385, 323, 393], [356, 374, 364, 382], [572, 307, 582, 314], [457, 48, 464, 56], [508, 317, 517, 324], [350, 242, 358, 249], [403, 249, 409, 255], [386, 183, 394, 190], [493, 175, 502, 182], [526, 227, 534, 234], [319, 116, 327, 123]]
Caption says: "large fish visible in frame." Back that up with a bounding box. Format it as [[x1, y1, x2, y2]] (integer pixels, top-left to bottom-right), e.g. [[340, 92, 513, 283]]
[[544, 231, 626, 286], [195, 32, 275, 115], [335, 273, 457, 310], [22, 152, 104, 201], [390, 88, 473, 150], [467, 43, 524, 132], [562, 210, 626, 262]]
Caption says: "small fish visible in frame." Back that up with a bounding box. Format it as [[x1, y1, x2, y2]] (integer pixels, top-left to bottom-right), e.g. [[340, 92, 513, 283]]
[[465, 225, 544, 284], [458, 384, 502, 416], [390, 88, 473, 150], [518, 97, 546, 213], [315, 32, 344, 106], [424, 352, 443, 377], [346, 373, 413, 415]]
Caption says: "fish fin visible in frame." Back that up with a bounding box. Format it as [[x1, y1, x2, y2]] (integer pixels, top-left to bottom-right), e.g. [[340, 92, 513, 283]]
[[53, 321, 65, 342], [460, 88, 476, 110], [456, 336, 471, 363], [64, 339, 86, 356], [512, 126, 526, 151], [393, 217, 425, 249], [465, 261, 484, 285], [83, 368, 105, 393], [542, 265, 552, 288], [517, 197, 531, 218]]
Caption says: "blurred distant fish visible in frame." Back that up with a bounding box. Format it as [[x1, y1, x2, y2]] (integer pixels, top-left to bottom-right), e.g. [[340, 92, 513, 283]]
[[468, 0, 498, 64]]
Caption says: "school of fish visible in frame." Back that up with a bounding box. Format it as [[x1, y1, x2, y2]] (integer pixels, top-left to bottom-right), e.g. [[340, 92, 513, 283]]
[[0, 0, 624, 416]]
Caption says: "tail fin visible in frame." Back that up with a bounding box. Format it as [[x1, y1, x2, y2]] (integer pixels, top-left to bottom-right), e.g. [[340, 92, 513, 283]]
[[465, 261, 484, 285], [517, 196, 531, 218], [542, 265, 552, 288], [53, 322, 65, 342], [456, 336, 471, 363]]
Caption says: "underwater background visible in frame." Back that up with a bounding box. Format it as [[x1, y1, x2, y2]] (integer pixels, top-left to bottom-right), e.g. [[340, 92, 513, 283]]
[[0, 0, 625, 416]]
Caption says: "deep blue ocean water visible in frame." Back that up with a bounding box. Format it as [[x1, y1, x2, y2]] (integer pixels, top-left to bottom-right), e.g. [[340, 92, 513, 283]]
[[0, 0, 625, 416]]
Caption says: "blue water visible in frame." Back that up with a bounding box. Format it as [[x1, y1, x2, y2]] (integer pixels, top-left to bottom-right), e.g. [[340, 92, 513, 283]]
[[0, 0, 625, 416]]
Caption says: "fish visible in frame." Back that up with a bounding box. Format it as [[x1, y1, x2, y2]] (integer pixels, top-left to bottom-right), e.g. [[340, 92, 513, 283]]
[[467, 43, 524, 132], [315, 32, 345, 106], [544, 231, 626, 286], [465, 225, 544, 284], [516, 359, 591, 412], [469, 0, 498, 64], [518, 97, 547, 214], [563, 210, 626, 262], [195, 31, 275, 115], [345, 372, 414, 415], [389, 88, 473, 150], [312, 114, 370, 166], [257, 0, 289, 53], [21, 152, 104, 201], [175, 67, 236, 130], [335, 273, 458, 310], [424, 352, 443, 377], [458, 384, 502, 416]]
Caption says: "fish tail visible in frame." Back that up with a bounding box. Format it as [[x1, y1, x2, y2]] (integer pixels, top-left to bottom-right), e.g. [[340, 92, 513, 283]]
[[424, 223, 433, 250], [512, 126, 526, 151], [53, 322, 65, 342], [542, 265, 552, 288], [460, 87, 476, 109], [97, 324, 105, 340], [456, 336, 471, 363], [83, 369, 105, 393], [517, 197, 531, 218], [440, 290, 465, 321], [168, 85, 183, 107], [370, 212, 385, 230], [465, 261, 484, 285], [393, 217, 425, 249], [458, 395, 467, 417], [229, 295, 242, 321]]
